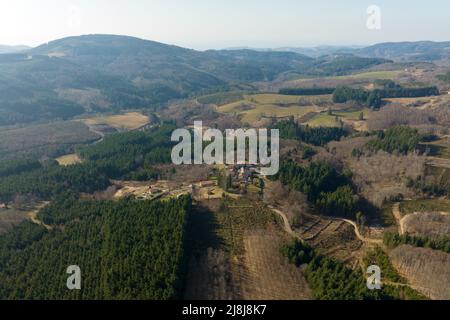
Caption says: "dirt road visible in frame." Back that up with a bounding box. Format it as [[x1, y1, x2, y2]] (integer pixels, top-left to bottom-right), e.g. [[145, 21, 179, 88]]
[[268, 206, 303, 240], [340, 219, 383, 245], [28, 202, 52, 230], [268, 206, 382, 245], [392, 202, 405, 234]]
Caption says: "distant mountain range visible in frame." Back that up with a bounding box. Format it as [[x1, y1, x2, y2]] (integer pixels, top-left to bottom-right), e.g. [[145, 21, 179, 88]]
[[230, 41, 450, 62], [0, 34, 390, 125], [354, 41, 450, 62], [0, 35, 449, 126], [238, 46, 364, 58]]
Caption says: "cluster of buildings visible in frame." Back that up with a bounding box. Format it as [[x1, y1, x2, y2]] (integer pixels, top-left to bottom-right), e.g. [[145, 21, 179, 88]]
[[229, 164, 261, 181], [135, 186, 168, 201], [225, 164, 263, 193]]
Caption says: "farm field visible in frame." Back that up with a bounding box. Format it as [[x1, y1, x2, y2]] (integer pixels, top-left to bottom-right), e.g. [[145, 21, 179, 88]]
[[384, 95, 450, 109], [55, 153, 83, 166], [306, 219, 363, 264], [246, 93, 331, 105], [306, 108, 373, 129], [83, 112, 150, 131], [242, 231, 312, 300], [183, 198, 313, 300], [384, 97, 433, 105], [389, 245, 450, 300], [217, 94, 329, 124], [402, 212, 450, 238], [285, 70, 404, 87], [328, 70, 404, 81], [400, 199, 450, 215]]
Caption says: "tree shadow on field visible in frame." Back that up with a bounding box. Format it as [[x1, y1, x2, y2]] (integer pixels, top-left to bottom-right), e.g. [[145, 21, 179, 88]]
[[186, 201, 225, 255], [358, 197, 387, 227], [183, 201, 232, 299]]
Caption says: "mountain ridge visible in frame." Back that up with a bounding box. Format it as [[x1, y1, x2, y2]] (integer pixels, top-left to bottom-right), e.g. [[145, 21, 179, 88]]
[[4, 34, 441, 126]]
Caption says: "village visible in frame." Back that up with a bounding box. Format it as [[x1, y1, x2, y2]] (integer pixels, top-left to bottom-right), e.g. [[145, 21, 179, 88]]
[[112, 164, 265, 202]]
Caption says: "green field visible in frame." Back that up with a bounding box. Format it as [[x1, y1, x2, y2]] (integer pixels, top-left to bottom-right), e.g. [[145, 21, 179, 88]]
[[83, 112, 150, 131], [306, 113, 342, 127], [306, 109, 371, 127], [287, 70, 405, 86], [246, 93, 330, 104], [215, 198, 279, 255], [217, 93, 330, 124]]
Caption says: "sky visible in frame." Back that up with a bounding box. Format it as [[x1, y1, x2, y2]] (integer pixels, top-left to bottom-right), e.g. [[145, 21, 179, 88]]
[[0, 0, 449, 50]]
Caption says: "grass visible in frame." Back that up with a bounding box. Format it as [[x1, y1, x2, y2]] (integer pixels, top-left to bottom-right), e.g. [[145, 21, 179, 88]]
[[83, 112, 150, 131], [246, 93, 330, 105], [306, 109, 371, 128], [216, 198, 279, 255], [384, 97, 432, 104], [243, 105, 318, 123], [400, 199, 450, 215], [217, 93, 329, 124], [380, 202, 397, 227], [288, 71, 404, 85], [306, 113, 341, 127], [56, 154, 83, 166]]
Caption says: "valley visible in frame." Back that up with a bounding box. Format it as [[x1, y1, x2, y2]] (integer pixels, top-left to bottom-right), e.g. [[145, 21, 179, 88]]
[[0, 34, 449, 301]]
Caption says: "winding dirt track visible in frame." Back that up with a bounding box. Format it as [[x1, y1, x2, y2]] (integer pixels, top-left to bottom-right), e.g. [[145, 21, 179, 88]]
[[268, 206, 435, 297], [268, 206, 301, 239], [340, 219, 383, 245], [28, 202, 52, 230], [268, 205, 382, 244]]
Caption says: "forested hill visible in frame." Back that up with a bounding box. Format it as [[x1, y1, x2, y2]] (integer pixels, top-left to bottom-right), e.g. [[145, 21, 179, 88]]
[[0, 45, 30, 54], [29, 35, 314, 81], [0, 195, 192, 300], [354, 41, 450, 62], [0, 34, 388, 125]]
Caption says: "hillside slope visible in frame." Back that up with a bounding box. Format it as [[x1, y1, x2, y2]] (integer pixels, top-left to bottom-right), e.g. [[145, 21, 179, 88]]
[[355, 41, 450, 62], [0, 35, 389, 125]]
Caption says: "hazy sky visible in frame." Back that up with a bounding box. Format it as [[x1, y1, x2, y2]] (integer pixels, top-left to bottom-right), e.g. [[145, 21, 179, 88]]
[[1, 0, 449, 50]]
